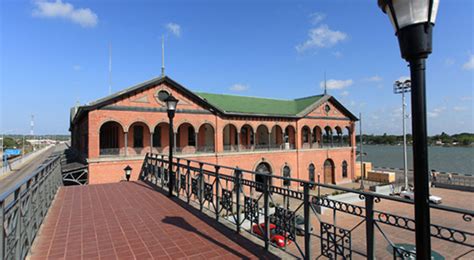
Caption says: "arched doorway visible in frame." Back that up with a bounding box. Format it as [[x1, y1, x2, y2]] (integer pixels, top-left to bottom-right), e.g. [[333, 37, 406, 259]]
[[324, 159, 335, 184], [255, 162, 272, 192], [99, 121, 124, 156]]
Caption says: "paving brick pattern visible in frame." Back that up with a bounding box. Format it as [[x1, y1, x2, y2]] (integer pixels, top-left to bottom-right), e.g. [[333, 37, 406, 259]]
[[29, 182, 279, 260]]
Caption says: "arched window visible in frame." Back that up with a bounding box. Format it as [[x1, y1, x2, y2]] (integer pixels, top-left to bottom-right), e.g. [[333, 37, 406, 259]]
[[283, 165, 291, 186], [188, 128, 196, 146], [153, 126, 161, 147], [342, 161, 348, 178], [309, 163, 315, 183], [133, 125, 144, 148]]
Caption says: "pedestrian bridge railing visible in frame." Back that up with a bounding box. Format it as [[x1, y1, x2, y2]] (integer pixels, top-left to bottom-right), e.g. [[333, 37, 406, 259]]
[[0, 154, 63, 260], [139, 153, 474, 260]]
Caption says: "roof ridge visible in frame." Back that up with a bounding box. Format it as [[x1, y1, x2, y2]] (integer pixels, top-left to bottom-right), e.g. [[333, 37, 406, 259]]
[[197, 92, 326, 102]]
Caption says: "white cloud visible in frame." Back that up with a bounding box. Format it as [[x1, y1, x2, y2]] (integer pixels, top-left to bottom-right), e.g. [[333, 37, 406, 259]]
[[462, 54, 474, 70], [166, 22, 181, 37], [32, 0, 98, 28], [460, 96, 472, 101], [73, 65, 81, 71], [296, 25, 347, 52], [340, 90, 349, 97], [320, 79, 353, 90], [309, 12, 326, 25], [365, 75, 383, 82], [396, 76, 410, 82], [453, 106, 467, 112], [332, 51, 343, 58], [428, 106, 446, 118], [445, 58, 455, 66], [229, 83, 249, 92]]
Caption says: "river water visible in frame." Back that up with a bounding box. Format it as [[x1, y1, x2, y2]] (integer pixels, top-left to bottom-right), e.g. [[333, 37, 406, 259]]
[[362, 145, 474, 175]]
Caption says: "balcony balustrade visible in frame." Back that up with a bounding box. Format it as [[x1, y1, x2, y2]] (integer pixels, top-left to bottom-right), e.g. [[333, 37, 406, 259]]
[[139, 153, 474, 259]]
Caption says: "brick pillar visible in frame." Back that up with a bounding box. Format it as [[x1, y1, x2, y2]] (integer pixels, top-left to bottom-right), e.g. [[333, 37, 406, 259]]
[[237, 131, 241, 151], [124, 132, 128, 157]]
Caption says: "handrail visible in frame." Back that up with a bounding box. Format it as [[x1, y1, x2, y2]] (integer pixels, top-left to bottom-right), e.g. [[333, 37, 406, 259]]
[[141, 152, 474, 259]]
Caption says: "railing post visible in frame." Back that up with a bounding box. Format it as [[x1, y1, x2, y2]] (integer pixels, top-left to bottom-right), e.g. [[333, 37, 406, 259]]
[[215, 166, 220, 221], [186, 161, 191, 204], [176, 158, 180, 194], [199, 163, 204, 212], [303, 183, 312, 260], [365, 195, 375, 260], [15, 189, 22, 259], [0, 200, 4, 260], [263, 174, 270, 251], [235, 168, 242, 233]]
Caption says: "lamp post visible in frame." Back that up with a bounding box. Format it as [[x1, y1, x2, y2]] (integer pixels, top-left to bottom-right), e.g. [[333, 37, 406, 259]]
[[164, 94, 179, 197], [124, 165, 132, 181], [378, 1, 439, 258], [394, 79, 411, 191]]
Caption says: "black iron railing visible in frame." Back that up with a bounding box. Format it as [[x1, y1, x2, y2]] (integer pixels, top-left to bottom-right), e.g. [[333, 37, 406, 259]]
[[139, 153, 473, 259], [0, 155, 63, 260]]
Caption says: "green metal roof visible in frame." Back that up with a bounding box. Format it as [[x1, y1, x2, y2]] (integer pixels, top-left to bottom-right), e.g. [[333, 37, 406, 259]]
[[195, 92, 324, 116]]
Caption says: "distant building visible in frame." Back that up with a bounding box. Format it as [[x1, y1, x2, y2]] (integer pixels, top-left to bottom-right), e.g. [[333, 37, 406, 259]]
[[70, 76, 358, 186]]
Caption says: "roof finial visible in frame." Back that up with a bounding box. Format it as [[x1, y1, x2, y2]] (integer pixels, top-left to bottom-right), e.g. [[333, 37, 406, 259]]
[[324, 71, 327, 95], [109, 43, 112, 95], [161, 35, 165, 77]]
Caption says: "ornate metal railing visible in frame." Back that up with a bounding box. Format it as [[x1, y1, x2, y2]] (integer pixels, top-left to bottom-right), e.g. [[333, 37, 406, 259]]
[[139, 153, 474, 259], [0, 154, 63, 260]]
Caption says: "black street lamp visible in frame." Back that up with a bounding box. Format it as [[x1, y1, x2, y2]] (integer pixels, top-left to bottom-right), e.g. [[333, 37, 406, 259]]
[[124, 165, 132, 181], [378, 0, 439, 259], [164, 94, 179, 197]]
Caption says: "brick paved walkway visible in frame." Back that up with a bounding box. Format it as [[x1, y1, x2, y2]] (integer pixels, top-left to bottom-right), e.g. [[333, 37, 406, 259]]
[[29, 182, 279, 260]]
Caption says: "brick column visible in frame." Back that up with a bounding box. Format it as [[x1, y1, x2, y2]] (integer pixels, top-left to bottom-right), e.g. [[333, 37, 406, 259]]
[[124, 132, 128, 157], [237, 131, 240, 151], [150, 132, 153, 154]]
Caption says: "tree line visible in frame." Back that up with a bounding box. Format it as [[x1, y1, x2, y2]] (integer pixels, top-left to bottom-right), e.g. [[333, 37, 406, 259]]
[[356, 132, 473, 146]]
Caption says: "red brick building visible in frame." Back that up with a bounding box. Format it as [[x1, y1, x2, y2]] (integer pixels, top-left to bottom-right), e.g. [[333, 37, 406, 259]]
[[70, 76, 358, 186]]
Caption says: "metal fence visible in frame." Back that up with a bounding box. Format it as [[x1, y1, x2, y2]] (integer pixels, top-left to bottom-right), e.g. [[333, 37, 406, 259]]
[[139, 153, 473, 259], [0, 155, 63, 260]]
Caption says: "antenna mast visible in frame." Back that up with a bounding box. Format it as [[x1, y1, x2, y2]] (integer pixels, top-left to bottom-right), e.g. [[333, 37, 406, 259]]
[[161, 35, 165, 76], [324, 72, 327, 95], [109, 43, 112, 95]]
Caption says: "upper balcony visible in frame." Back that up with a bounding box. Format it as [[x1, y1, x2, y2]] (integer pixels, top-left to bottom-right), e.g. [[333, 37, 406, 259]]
[[97, 121, 353, 159]]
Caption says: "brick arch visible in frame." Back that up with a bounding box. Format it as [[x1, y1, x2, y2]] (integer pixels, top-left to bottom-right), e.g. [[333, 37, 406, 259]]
[[197, 121, 216, 132], [125, 120, 152, 133], [97, 118, 126, 134], [175, 120, 199, 133], [151, 119, 170, 130], [252, 158, 275, 174]]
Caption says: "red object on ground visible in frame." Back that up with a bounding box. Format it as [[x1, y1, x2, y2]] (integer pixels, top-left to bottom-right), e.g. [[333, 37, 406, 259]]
[[252, 223, 291, 248]]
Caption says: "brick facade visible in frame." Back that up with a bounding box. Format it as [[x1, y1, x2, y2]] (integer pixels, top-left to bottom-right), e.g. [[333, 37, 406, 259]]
[[70, 76, 357, 186]]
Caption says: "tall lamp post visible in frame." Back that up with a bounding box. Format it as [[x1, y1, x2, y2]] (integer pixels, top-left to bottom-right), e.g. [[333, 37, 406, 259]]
[[394, 79, 411, 191], [164, 94, 179, 197], [378, 1, 439, 259]]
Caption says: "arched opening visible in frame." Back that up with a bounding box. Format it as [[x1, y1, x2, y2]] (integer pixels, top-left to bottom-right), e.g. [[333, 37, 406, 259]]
[[197, 123, 215, 153], [255, 162, 272, 192], [301, 126, 311, 149], [255, 125, 270, 150], [284, 125, 296, 149], [282, 165, 291, 186], [270, 125, 284, 150], [223, 124, 238, 151], [323, 126, 333, 147], [324, 159, 335, 184], [344, 126, 352, 146], [177, 123, 196, 154], [128, 122, 150, 156], [240, 124, 254, 150], [99, 121, 124, 156], [152, 122, 170, 153], [312, 126, 322, 148], [308, 163, 315, 183], [335, 126, 343, 146], [342, 160, 348, 178]]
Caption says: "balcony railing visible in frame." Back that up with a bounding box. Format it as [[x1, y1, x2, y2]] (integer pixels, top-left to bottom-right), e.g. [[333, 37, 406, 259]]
[[139, 153, 474, 259], [99, 148, 124, 157], [0, 154, 63, 259]]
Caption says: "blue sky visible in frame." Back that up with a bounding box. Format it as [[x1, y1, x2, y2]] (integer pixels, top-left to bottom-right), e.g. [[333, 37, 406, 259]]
[[1, 0, 472, 135]]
